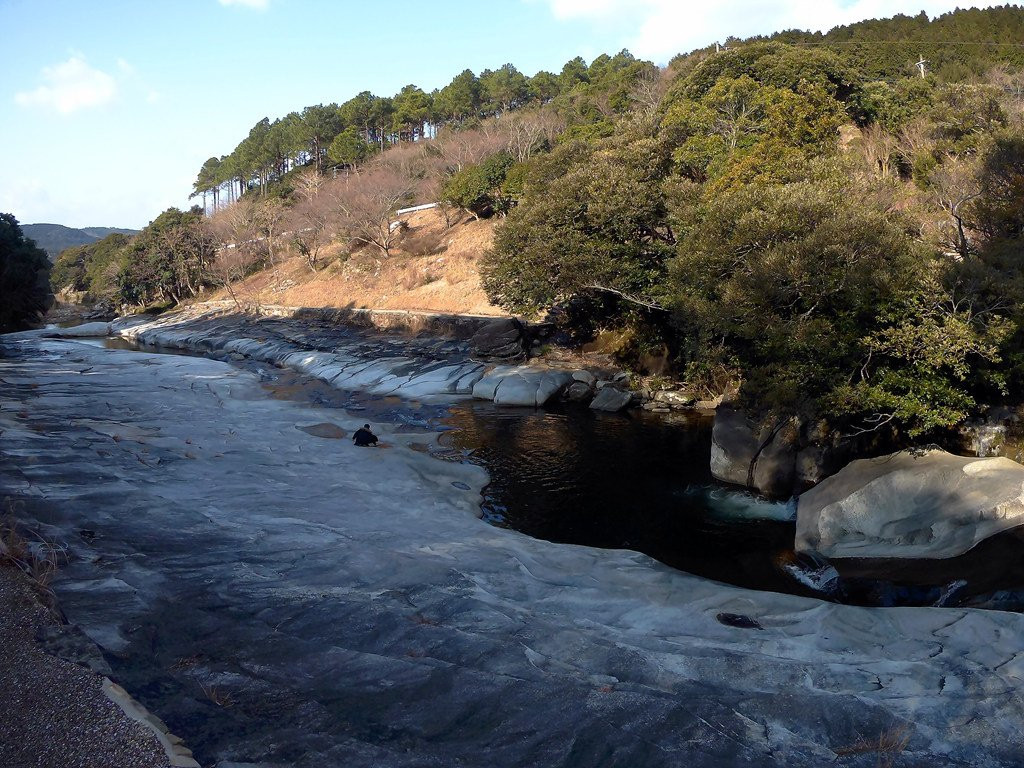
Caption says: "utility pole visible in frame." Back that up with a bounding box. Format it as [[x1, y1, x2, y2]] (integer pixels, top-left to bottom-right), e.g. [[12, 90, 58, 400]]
[[916, 55, 928, 78]]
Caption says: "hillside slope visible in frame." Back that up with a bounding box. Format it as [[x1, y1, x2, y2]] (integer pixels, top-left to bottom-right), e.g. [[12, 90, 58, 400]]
[[209, 208, 503, 316], [24, 223, 138, 260]]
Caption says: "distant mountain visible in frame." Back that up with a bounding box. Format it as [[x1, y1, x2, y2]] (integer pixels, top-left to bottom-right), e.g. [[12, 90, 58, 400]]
[[22, 223, 139, 260]]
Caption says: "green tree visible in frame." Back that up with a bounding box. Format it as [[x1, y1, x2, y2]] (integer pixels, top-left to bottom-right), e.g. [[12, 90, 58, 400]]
[[116, 207, 215, 307], [528, 71, 560, 103], [434, 69, 482, 124], [391, 84, 432, 141], [327, 126, 371, 166], [51, 232, 132, 300], [297, 104, 343, 171], [0, 213, 52, 332], [559, 56, 590, 91], [481, 64, 530, 114], [482, 135, 674, 315], [442, 153, 517, 219]]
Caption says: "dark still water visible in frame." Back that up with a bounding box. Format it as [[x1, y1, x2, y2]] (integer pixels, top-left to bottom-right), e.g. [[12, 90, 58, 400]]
[[440, 402, 810, 597]]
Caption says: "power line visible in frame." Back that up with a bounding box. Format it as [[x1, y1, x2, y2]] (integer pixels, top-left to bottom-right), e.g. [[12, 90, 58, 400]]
[[785, 40, 1024, 48]]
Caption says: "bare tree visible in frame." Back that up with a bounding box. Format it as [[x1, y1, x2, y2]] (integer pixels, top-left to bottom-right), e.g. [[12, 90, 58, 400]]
[[929, 155, 982, 258], [207, 203, 266, 312], [290, 173, 333, 272], [332, 166, 414, 261], [985, 65, 1024, 127], [293, 168, 327, 201], [860, 123, 901, 179], [252, 197, 286, 279], [504, 108, 565, 162], [431, 125, 507, 173], [630, 67, 671, 116], [897, 117, 936, 168]]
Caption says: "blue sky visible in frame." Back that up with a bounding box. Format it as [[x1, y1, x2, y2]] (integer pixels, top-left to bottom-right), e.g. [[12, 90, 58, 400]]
[[0, 0, 1006, 229]]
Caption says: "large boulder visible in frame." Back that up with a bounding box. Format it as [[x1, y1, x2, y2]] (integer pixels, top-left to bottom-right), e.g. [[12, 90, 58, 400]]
[[710, 407, 798, 497], [564, 381, 594, 403], [589, 387, 632, 412], [469, 318, 526, 361], [43, 321, 112, 338], [473, 367, 572, 407], [796, 449, 1024, 560]]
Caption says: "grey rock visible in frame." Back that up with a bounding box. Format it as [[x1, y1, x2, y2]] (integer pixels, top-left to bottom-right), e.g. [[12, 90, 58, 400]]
[[796, 449, 1024, 559], [42, 321, 111, 338], [564, 381, 594, 403], [711, 408, 797, 497], [5, 331, 1024, 767], [653, 391, 695, 409], [589, 387, 632, 412], [492, 370, 572, 407], [571, 370, 597, 387], [493, 374, 539, 406], [470, 318, 525, 361]]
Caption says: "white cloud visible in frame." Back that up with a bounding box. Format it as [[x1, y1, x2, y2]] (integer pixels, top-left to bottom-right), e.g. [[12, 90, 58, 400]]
[[15, 55, 117, 114], [536, 0, 1007, 63], [218, 0, 269, 8]]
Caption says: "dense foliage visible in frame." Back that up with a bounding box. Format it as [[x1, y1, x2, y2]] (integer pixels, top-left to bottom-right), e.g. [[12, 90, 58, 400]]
[[481, 7, 1024, 438], [191, 49, 654, 209], [51, 207, 216, 310], [0, 214, 52, 332]]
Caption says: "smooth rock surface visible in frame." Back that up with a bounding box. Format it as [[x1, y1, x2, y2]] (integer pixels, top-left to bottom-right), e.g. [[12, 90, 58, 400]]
[[44, 321, 112, 337], [3, 332, 1024, 767], [473, 366, 571, 407], [796, 449, 1024, 559], [589, 386, 632, 412], [110, 310, 488, 401]]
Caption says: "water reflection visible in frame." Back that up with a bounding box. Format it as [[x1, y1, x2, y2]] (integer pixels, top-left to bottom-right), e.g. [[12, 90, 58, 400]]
[[441, 402, 813, 597]]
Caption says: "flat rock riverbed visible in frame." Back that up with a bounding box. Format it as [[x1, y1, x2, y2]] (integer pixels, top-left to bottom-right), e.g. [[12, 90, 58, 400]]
[[2, 331, 1024, 767]]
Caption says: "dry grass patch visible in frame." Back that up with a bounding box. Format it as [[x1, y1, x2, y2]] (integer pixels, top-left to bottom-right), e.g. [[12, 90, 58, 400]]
[[0, 505, 66, 598], [209, 208, 505, 316]]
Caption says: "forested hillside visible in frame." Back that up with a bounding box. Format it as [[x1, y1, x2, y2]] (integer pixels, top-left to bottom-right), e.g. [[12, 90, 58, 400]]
[[48, 5, 1024, 444], [22, 224, 139, 261]]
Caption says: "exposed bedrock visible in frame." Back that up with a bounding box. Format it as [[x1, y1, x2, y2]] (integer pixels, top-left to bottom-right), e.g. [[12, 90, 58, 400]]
[[710, 407, 881, 497], [710, 407, 802, 497], [103, 310, 636, 410], [469, 317, 527, 361], [796, 449, 1024, 563], [3, 334, 1024, 766]]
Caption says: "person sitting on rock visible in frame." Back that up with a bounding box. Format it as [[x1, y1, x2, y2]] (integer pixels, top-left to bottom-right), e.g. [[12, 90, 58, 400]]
[[353, 424, 378, 447]]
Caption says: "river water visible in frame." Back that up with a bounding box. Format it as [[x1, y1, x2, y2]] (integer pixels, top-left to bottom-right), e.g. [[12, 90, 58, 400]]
[[441, 403, 804, 596]]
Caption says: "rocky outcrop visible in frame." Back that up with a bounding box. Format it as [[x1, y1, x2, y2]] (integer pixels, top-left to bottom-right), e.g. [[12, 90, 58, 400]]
[[709, 408, 866, 497], [7, 334, 1024, 766], [469, 318, 526, 361], [42, 321, 112, 337], [796, 449, 1024, 560], [563, 381, 593, 403], [472, 366, 572, 406], [589, 386, 633, 412], [710, 408, 800, 497]]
